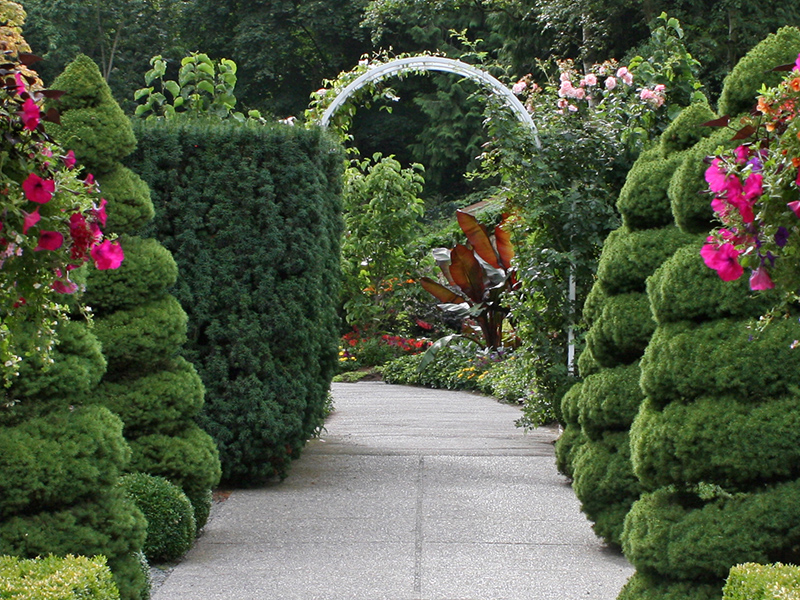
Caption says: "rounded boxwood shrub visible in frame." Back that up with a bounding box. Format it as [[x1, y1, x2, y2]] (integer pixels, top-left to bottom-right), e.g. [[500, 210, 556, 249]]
[[578, 362, 645, 440], [0, 406, 129, 519], [718, 27, 800, 118], [597, 226, 696, 295], [93, 358, 205, 437], [647, 242, 778, 325], [584, 293, 655, 368], [127, 425, 221, 530], [631, 395, 800, 492], [639, 317, 800, 408], [85, 236, 178, 313], [554, 424, 586, 479], [0, 488, 148, 600], [571, 431, 641, 547], [618, 571, 724, 600], [622, 481, 800, 581], [668, 129, 738, 235], [617, 150, 686, 231], [92, 296, 188, 372], [119, 473, 196, 563], [659, 102, 718, 156]]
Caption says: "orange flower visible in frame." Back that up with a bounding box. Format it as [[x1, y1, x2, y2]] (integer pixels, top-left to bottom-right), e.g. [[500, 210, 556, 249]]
[[791, 78, 800, 92], [793, 157, 800, 168], [757, 97, 772, 114]]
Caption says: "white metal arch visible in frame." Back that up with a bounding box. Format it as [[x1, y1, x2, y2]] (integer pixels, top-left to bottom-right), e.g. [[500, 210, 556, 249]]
[[319, 56, 541, 148]]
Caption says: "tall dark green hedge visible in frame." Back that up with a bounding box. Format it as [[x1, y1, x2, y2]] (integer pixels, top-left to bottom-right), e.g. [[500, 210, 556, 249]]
[[47, 55, 221, 530], [129, 118, 343, 484], [616, 28, 800, 600]]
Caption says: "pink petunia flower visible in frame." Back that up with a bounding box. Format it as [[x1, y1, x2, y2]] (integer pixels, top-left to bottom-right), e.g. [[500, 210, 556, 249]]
[[63, 150, 76, 170], [34, 230, 63, 251], [14, 72, 25, 96], [22, 173, 55, 204], [788, 200, 800, 218], [749, 267, 775, 290], [91, 239, 124, 270], [20, 97, 40, 131], [21, 208, 40, 234], [92, 198, 108, 227], [52, 278, 78, 294], [701, 241, 743, 281]]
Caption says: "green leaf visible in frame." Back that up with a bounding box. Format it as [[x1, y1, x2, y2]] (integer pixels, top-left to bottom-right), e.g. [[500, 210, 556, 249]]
[[164, 80, 180, 99], [417, 334, 462, 373], [133, 87, 152, 101], [197, 80, 215, 95]]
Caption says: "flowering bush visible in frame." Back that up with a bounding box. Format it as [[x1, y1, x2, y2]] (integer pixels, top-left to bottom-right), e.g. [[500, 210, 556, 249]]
[[0, 56, 123, 386], [338, 329, 429, 371], [702, 53, 800, 299]]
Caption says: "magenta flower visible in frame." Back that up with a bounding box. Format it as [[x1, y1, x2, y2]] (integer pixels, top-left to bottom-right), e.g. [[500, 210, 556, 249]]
[[22, 208, 40, 234], [51, 278, 78, 294], [20, 97, 40, 131], [13, 72, 25, 96], [795, 52, 800, 72], [92, 198, 108, 226], [34, 230, 63, 251], [749, 267, 775, 290], [789, 200, 800, 218], [91, 239, 124, 270], [63, 150, 76, 170], [22, 173, 55, 204], [701, 241, 743, 281], [705, 159, 728, 194], [734, 145, 749, 164]]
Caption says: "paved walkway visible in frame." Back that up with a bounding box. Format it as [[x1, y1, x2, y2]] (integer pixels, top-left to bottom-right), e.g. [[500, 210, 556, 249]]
[[153, 382, 633, 600]]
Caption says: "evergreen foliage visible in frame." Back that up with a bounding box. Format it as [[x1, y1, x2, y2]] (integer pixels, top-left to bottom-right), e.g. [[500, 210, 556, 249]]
[[615, 28, 800, 599], [723, 563, 800, 600], [129, 118, 343, 484], [617, 150, 685, 231], [0, 555, 121, 600], [48, 55, 220, 531], [119, 473, 196, 563]]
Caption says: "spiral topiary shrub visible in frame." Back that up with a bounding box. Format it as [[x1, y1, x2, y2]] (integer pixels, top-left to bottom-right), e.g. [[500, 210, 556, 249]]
[[119, 473, 196, 563], [49, 55, 221, 533], [619, 27, 800, 599]]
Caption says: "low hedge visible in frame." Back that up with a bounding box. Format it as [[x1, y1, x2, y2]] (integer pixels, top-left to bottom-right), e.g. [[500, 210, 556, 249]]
[[631, 396, 800, 491], [723, 563, 800, 600], [0, 554, 120, 600]]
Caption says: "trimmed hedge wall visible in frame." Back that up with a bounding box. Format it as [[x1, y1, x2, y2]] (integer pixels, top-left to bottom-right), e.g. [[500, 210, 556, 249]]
[[618, 28, 800, 599], [129, 118, 344, 484], [49, 55, 221, 532]]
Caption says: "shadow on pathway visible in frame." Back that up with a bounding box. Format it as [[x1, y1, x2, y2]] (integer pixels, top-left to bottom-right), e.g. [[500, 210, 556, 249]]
[[153, 382, 633, 600]]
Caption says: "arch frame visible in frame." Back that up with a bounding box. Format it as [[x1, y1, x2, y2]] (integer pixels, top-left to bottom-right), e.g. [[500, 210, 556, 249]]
[[319, 55, 541, 148]]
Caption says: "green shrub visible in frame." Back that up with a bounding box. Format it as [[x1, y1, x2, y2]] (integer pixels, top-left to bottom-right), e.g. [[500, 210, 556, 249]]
[[0, 554, 121, 600], [631, 396, 800, 492], [668, 129, 738, 234], [559, 380, 582, 425], [85, 236, 178, 313], [0, 407, 129, 519], [659, 102, 718, 156], [622, 480, 800, 581], [130, 118, 342, 484], [639, 318, 800, 408], [127, 425, 221, 530], [93, 358, 205, 437], [647, 242, 778, 325], [597, 226, 696, 294], [617, 149, 685, 231], [576, 344, 600, 378], [0, 488, 148, 600], [92, 296, 188, 372], [584, 293, 655, 368], [618, 571, 724, 600], [723, 563, 800, 600], [582, 282, 607, 327], [97, 165, 155, 234], [380, 353, 422, 385], [571, 431, 641, 547], [554, 423, 586, 479], [578, 362, 645, 440], [119, 473, 196, 563], [718, 27, 800, 118]]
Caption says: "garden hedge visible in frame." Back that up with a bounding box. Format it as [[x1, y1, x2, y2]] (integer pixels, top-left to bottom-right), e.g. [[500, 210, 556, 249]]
[[618, 27, 800, 599], [723, 563, 800, 600], [584, 293, 655, 368], [49, 55, 220, 530], [577, 362, 644, 440], [616, 149, 685, 231], [0, 555, 120, 600], [129, 117, 343, 484]]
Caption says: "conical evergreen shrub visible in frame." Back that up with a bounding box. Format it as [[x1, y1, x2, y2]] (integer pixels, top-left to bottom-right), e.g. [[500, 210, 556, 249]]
[[617, 28, 800, 600], [47, 55, 220, 530]]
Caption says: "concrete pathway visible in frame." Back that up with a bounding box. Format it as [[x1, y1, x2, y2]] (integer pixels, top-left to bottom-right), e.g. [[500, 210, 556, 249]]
[[153, 382, 633, 600]]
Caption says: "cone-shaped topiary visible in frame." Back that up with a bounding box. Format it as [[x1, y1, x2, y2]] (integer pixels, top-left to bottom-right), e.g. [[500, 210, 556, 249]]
[[47, 55, 220, 531], [619, 28, 800, 599]]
